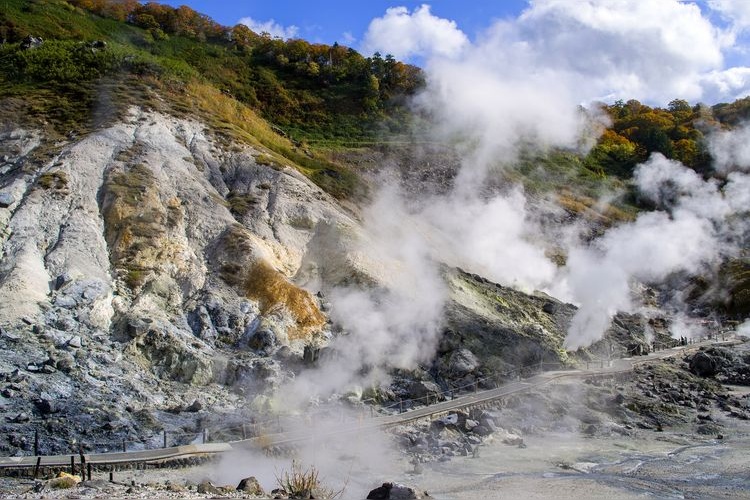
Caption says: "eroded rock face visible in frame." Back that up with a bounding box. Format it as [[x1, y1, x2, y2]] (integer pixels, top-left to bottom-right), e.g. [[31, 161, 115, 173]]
[[0, 108, 353, 453], [439, 268, 576, 380], [0, 107, 660, 456]]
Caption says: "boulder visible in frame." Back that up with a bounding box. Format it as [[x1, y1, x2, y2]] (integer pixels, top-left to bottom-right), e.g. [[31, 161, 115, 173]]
[[407, 380, 443, 402], [0, 192, 15, 208], [247, 329, 277, 355], [237, 476, 264, 495], [464, 419, 479, 431], [197, 481, 220, 494], [185, 400, 202, 412], [446, 348, 480, 376], [20, 35, 43, 50], [188, 306, 217, 342], [55, 351, 76, 373], [46, 472, 81, 489], [499, 429, 524, 445], [367, 482, 426, 499], [690, 351, 718, 377], [34, 397, 59, 415], [471, 425, 493, 436], [126, 318, 152, 338], [54, 273, 72, 290]]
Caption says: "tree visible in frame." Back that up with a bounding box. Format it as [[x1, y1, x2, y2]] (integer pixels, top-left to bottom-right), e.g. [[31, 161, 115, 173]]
[[668, 99, 691, 113]]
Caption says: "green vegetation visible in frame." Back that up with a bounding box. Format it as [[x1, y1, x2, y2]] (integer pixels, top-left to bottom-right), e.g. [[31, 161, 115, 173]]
[[2, 0, 750, 208], [0, 0, 421, 198], [584, 99, 717, 178], [0, 0, 420, 142]]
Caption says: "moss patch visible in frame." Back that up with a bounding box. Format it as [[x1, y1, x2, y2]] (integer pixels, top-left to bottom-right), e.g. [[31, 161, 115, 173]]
[[37, 169, 68, 190]]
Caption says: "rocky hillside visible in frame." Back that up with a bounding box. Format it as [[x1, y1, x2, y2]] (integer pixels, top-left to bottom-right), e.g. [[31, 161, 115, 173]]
[[0, 1, 736, 458], [0, 103, 676, 455], [0, 107, 361, 453]]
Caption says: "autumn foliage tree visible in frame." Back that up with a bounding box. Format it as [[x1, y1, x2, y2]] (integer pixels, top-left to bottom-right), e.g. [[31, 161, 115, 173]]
[[587, 98, 714, 177]]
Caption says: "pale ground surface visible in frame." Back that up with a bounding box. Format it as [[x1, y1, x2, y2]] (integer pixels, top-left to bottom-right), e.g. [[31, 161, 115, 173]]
[[417, 431, 750, 499]]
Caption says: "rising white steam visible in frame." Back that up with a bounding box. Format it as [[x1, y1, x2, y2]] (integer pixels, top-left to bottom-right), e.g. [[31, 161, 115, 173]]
[[293, 1, 750, 403], [709, 122, 750, 173], [279, 187, 447, 408], [561, 151, 750, 348]]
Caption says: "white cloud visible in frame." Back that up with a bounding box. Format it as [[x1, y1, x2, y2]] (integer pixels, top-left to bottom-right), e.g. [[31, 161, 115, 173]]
[[700, 67, 750, 102], [708, 0, 750, 31], [361, 5, 469, 60], [374, 1, 749, 105], [340, 31, 356, 46], [238, 16, 298, 39], [484, 0, 729, 103]]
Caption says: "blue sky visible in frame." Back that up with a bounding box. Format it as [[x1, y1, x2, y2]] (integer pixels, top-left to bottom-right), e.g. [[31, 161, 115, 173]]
[[159, 0, 528, 47]]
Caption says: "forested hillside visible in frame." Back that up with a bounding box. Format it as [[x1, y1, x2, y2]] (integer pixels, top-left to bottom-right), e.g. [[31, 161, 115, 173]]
[[0, 0, 422, 143]]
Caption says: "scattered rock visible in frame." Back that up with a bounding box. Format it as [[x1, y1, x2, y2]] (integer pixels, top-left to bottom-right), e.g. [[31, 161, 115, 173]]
[[7, 412, 30, 423], [0, 191, 15, 207], [690, 351, 718, 377], [46, 472, 80, 489], [34, 397, 59, 415], [237, 476, 264, 495], [197, 480, 220, 494], [185, 399, 202, 412], [366, 482, 427, 499]]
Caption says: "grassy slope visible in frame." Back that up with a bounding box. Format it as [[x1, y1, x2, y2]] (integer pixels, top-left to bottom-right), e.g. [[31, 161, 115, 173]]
[[0, 0, 363, 197]]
